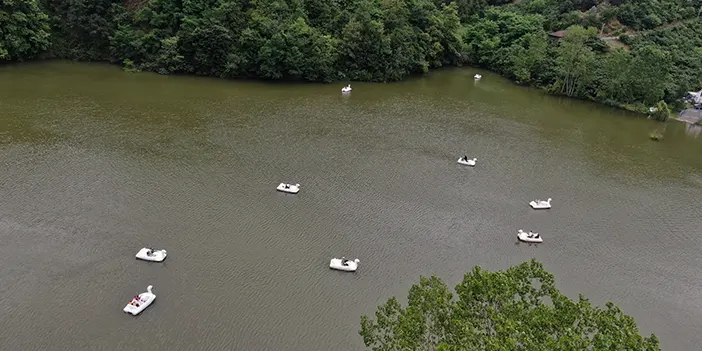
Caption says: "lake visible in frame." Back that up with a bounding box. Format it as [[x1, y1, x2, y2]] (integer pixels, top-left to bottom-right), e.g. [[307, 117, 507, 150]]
[[1, 61, 701, 350]]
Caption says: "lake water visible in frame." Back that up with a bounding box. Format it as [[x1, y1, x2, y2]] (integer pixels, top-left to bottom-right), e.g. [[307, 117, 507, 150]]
[[1, 61, 701, 350]]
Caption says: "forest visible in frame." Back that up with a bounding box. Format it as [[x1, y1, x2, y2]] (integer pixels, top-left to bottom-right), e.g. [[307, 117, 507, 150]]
[[2, 0, 702, 113]]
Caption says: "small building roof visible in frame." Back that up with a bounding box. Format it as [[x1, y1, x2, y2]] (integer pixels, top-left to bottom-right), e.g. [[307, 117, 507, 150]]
[[549, 30, 568, 38]]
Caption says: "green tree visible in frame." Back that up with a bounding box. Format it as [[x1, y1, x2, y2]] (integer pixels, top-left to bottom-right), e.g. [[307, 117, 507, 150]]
[[23, 0, 699, 114], [109, 24, 145, 64], [360, 260, 661, 351], [338, 1, 392, 81], [552, 26, 597, 98], [627, 45, 670, 106], [435, 0, 487, 21], [651, 100, 671, 122], [178, 17, 233, 76], [155, 35, 184, 74], [463, 8, 545, 73], [257, 17, 340, 81], [428, 3, 464, 68], [41, 0, 119, 60], [596, 48, 632, 104], [0, 0, 50, 61], [509, 31, 549, 84]]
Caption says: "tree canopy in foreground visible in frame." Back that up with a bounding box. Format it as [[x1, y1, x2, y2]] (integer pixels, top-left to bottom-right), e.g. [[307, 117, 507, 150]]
[[360, 260, 660, 351]]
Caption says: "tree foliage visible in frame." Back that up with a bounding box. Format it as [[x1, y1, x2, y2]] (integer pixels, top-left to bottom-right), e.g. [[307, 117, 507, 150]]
[[629, 20, 702, 104], [360, 260, 661, 351], [40, 0, 120, 60], [651, 100, 672, 122], [0, 0, 50, 61], [41, 0, 465, 82], [458, 2, 698, 111], [553, 26, 597, 98], [0, 0, 696, 112]]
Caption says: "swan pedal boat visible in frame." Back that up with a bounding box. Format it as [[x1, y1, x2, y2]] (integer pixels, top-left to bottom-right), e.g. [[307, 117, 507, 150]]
[[123, 285, 156, 315], [517, 229, 543, 243], [277, 183, 300, 194], [135, 248, 167, 262], [329, 258, 360, 272], [529, 198, 552, 209], [341, 85, 352, 93], [457, 157, 477, 166]]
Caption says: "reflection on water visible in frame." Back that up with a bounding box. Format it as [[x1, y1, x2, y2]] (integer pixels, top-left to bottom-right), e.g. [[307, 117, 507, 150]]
[[685, 123, 701, 137]]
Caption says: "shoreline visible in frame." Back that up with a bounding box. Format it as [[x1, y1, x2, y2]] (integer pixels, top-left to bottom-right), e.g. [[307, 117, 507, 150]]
[[674, 108, 702, 125], [6, 58, 695, 123]]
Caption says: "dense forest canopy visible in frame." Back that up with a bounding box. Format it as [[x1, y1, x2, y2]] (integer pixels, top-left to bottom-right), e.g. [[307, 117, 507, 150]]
[[359, 260, 661, 351], [0, 0, 50, 60], [1, 0, 701, 112]]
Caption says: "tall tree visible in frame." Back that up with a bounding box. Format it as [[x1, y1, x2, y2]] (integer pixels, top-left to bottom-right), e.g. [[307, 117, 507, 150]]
[[509, 31, 549, 84], [596, 48, 632, 104], [338, 0, 392, 81], [360, 260, 661, 351], [41, 0, 119, 60], [627, 45, 670, 106], [21, 0, 698, 112], [463, 8, 545, 74], [0, 0, 50, 61], [553, 25, 597, 98]]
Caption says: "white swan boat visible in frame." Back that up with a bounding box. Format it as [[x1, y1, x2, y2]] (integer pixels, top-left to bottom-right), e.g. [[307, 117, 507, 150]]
[[341, 84, 352, 93], [329, 257, 360, 272], [474, 74, 482, 80], [457, 157, 477, 166], [517, 229, 543, 243], [135, 248, 167, 262], [123, 285, 156, 315], [529, 198, 552, 209], [277, 183, 300, 194]]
